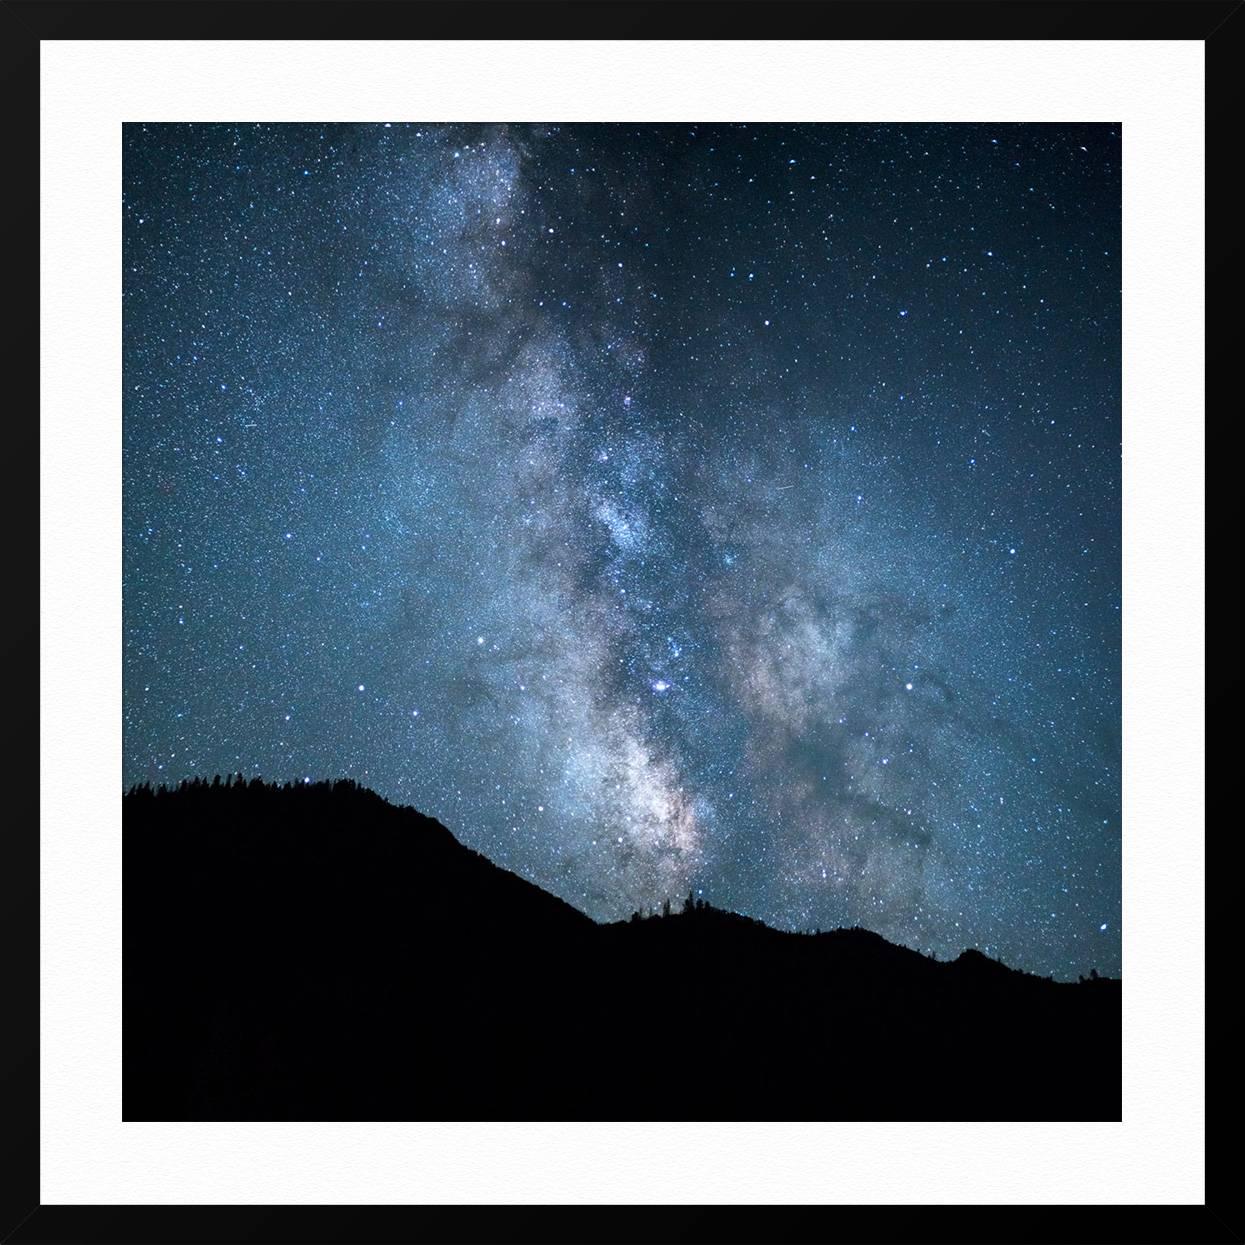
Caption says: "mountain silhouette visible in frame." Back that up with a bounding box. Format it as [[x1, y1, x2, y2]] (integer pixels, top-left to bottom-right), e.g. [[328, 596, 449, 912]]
[[124, 778, 1120, 1121]]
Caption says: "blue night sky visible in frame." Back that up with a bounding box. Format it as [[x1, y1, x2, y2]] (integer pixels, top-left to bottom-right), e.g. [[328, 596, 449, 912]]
[[123, 123, 1120, 978]]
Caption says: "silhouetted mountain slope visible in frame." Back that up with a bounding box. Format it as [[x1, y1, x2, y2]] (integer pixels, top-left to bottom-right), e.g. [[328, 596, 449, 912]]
[[124, 778, 1120, 1121]]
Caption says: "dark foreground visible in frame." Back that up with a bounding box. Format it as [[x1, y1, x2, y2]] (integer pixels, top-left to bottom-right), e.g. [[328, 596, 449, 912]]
[[124, 779, 1120, 1121]]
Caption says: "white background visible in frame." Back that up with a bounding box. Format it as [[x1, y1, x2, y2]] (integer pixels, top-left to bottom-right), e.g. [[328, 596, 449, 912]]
[[41, 40, 1204, 1204]]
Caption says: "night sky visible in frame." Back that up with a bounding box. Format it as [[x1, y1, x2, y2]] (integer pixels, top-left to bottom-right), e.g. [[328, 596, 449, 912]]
[[123, 123, 1120, 979]]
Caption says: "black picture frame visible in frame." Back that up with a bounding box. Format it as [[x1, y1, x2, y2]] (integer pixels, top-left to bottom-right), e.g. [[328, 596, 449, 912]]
[[6, 2, 1234, 1241]]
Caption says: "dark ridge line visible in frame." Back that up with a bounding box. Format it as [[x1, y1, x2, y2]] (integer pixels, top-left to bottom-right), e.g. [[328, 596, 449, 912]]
[[123, 774, 1119, 985]]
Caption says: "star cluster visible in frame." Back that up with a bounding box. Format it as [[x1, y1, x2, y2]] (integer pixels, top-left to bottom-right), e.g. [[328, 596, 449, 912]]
[[123, 124, 1120, 978]]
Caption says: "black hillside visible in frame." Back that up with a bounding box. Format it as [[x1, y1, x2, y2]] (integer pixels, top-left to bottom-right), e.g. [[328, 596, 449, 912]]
[[124, 778, 1120, 1121]]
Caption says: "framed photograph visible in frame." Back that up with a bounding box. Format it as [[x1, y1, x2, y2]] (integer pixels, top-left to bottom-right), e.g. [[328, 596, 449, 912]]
[[12, 1, 1231, 1240]]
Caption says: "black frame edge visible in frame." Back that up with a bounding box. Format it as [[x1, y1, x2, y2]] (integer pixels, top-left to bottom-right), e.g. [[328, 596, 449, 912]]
[[11, 1, 1237, 1242]]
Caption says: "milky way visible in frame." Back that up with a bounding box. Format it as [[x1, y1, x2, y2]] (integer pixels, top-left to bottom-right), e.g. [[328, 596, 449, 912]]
[[123, 123, 1120, 978]]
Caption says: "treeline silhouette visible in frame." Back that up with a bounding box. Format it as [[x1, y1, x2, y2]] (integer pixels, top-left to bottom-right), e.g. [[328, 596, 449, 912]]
[[124, 778, 1120, 1121]]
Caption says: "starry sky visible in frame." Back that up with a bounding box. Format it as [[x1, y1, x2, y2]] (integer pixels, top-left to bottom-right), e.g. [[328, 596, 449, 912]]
[[123, 123, 1120, 979]]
